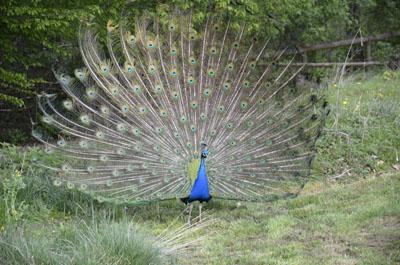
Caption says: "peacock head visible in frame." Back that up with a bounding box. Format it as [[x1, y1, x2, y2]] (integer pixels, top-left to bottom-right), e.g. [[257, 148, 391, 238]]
[[201, 143, 208, 159]]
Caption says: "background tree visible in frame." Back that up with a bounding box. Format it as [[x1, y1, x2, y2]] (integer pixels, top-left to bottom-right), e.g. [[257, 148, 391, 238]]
[[1, 0, 399, 144]]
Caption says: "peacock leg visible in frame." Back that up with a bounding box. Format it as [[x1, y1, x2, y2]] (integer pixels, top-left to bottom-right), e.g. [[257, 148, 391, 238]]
[[199, 203, 202, 222], [187, 204, 193, 225]]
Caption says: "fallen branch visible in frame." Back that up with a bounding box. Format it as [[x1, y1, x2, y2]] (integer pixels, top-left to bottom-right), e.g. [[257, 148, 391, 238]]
[[329, 168, 352, 180]]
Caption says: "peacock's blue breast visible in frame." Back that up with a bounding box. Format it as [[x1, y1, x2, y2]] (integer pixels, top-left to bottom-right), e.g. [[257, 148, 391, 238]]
[[188, 159, 211, 202]]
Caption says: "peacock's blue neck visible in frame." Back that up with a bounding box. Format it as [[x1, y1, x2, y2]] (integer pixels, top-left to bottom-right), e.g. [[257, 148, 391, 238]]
[[199, 157, 206, 169], [188, 156, 210, 202]]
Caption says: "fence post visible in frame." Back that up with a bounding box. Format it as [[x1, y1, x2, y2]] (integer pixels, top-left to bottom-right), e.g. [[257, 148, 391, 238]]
[[302, 52, 308, 64], [365, 42, 372, 61], [327, 49, 333, 62]]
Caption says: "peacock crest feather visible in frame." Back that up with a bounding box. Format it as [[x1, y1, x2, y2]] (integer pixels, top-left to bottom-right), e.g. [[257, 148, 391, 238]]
[[33, 8, 329, 204]]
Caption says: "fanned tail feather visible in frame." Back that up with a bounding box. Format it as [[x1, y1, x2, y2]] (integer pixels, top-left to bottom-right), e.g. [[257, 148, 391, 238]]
[[33, 8, 329, 203]]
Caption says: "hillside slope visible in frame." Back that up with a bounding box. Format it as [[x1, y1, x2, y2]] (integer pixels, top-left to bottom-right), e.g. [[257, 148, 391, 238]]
[[180, 171, 399, 264]]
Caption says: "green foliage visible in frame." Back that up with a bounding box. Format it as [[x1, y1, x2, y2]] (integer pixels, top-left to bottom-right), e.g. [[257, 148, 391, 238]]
[[0, 68, 34, 107], [1, 169, 27, 224], [1, 129, 29, 145], [0, 0, 125, 109], [373, 41, 400, 62]]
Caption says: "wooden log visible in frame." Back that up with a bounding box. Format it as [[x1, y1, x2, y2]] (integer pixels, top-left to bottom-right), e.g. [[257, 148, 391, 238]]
[[296, 31, 400, 53], [267, 31, 400, 57], [274, 61, 386, 67]]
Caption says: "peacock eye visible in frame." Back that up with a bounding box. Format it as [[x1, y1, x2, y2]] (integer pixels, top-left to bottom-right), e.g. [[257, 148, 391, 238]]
[[247, 120, 254, 127], [223, 81, 231, 91], [240, 101, 248, 109], [126, 33, 136, 45], [67, 182, 75, 189], [133, 85, 142, 94], [190, 101, 198, 109], [170, 68, 177, 77], [121, 105, 129, 113], [36, 11, 329, 205], [74, 68, 87, 81], [226, 123, 233, 129], [63, 100, 73, 110], [148, 65, 156, 74], [59, 74, 71, 85], [208, 69, 215, 77], [147, 41, 155, 48], [189, 57, 196, 65]]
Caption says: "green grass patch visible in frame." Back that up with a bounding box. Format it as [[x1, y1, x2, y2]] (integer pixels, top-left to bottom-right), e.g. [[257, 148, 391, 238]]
[[313, 70, 400, 177], [182, 172, 400, 265], [0, 220, 172, 265]]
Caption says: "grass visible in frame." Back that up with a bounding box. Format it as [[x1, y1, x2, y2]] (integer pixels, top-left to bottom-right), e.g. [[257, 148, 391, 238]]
[[0, 70, 399, 264], [312, 70, 400, 177], [186, 171, 400, 265], [0, 220, 170, 265]]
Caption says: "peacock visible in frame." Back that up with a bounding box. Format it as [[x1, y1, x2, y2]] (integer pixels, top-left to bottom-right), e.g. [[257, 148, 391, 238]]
[[33, 8, 329, 223]]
